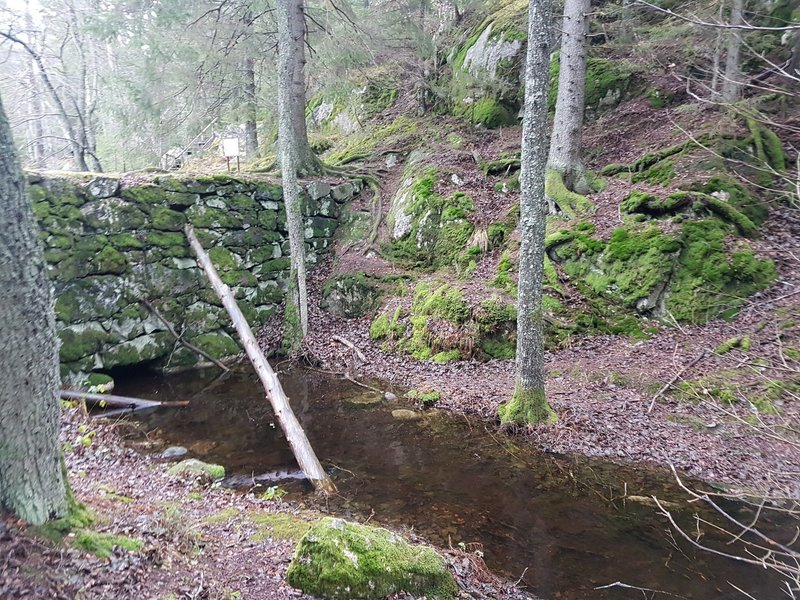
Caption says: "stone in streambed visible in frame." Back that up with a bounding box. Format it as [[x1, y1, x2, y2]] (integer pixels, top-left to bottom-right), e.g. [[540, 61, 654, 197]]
[[160, 446, 188, 460], [391, 409, 423, 421], [343, 392, 382, 409]]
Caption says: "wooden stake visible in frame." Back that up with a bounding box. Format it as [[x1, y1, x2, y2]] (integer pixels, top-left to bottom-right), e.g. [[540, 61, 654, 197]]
[[185, 224, 334, 493]]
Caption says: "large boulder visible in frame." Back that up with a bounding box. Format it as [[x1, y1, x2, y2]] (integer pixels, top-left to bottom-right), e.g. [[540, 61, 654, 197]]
[[286, 517, 457, 600]]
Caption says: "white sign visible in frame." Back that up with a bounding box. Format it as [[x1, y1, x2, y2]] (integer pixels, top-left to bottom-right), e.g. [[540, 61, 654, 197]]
[[222, 137, 240, 158]]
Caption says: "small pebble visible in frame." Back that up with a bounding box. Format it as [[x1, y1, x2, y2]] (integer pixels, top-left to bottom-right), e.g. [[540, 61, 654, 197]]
[[384, 392, 397, 401]]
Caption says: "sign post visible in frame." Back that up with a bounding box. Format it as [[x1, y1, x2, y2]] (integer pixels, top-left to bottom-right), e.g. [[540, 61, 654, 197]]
[[222, 137, 240, 172]]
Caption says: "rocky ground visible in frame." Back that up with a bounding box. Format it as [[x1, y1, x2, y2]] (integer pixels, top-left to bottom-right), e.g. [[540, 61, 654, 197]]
[[0, 410, 538, 599]]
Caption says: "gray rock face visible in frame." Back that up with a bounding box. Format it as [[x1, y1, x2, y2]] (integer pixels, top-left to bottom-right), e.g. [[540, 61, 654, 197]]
[[88, 176, 120, 199], [462, 24, 523, 79]]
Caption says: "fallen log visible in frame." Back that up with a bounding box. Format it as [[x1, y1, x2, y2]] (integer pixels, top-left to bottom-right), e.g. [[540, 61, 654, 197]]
[[60, 390, 187, 410], [185, 224, 335, 494]]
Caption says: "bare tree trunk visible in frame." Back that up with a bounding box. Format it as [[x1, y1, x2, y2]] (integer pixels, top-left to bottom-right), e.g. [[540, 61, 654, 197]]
[[243, 57, 259, 159], [0, 94, 68, 525], [283, 0, 322, 175], [498, 0, 556, 426], [277, 0, 309, 349], [547, 0, 591, 195], [620, 0, 634, 43], [709, 0, 726, 96], [721, 0, 744, 103]]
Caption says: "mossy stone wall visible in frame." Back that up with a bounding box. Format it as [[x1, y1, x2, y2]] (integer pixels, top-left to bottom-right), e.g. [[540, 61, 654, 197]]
[[30, 172, 360, 379]]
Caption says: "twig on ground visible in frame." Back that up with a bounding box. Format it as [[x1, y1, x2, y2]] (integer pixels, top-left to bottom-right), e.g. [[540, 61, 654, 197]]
[[648, 351, 707, 412]]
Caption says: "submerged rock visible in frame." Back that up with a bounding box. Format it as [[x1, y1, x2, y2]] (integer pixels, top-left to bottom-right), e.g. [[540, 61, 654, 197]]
[[160, 446, 188, 460], [391, 409, 423, 421], [286, 517, 457, 599], [343, 392, 382, 409]]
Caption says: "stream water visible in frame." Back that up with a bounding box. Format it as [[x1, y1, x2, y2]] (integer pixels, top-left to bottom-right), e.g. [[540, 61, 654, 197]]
[[117, 366, 790, 600]]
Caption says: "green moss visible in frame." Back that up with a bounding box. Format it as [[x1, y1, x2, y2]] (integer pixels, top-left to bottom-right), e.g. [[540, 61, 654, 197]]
[[120, 184, 164, 204], [747, 118, 786, 176], [208, 246, 239, 271], [384, 174, 475, 269], [458, 98, 517, 128], [715, 336, 751, 354], [631, 159, 675, 186], [370, 306, 405, 340], [326, 116, 418, 165], [498, 385, 557, 425], [59, 325, 112, 362], [667, 220, 776, 322], [204, 507, 239, 524], [152, 206, 186, 231], [481, 338, 516, 359], [286, 517, 457, 600], [249, 512, 314, 543], [414, 282, 469, 323], [191, 332, 240, 359], [432, 349, 461, 363], [549, 56, 637, 114], [74, 531, 143, 559], [94, 245, 128, 274], [545, 170, 595, 219], [167, 458, 226, 480], [691, 176, 767, 226]]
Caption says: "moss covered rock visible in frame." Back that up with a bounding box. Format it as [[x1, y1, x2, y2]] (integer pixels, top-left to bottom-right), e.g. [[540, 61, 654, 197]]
[[286, 517, 457, 600], [321, 273, 383, 318], [167, 458, 226, 480]]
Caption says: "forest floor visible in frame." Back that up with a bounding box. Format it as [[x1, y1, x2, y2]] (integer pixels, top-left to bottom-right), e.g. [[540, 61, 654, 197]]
[[0, 409, 537, 599], [295, 98, 800, 499]]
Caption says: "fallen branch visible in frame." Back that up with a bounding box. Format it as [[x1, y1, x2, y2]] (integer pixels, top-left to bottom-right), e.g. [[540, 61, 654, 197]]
[[141, 298, 230, 372], [648, 351, 707, 413], [60, 390, 187, 410], [332, 335, 368, 363], [185, 224, 334, 494]]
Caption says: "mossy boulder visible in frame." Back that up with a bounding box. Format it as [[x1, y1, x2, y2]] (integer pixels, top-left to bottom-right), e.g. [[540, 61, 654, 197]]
[[384, 161, 475, 269], [321, 273, 383, 318], [549, 56, 639, 119], [286, 517, 457, 600], [167, 458, 226, 480]]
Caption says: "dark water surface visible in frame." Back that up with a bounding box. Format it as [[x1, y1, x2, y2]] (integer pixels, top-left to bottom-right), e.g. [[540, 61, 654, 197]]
[[117, 367, 789, 600]]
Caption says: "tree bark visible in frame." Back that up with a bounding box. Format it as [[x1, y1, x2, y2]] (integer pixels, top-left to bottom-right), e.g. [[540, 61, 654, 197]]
[[278, 0, 310, 346], [280, 0, 322, 175], [721, 0, 744, 103], [548, 0, 591, 194], [185, 225, 332, 493], [498, 0, 556, 426], [0, 94, 68, 524], [243, 57, 259, 159]]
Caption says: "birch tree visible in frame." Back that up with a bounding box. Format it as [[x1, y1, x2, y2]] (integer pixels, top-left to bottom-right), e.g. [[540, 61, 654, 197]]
[[277, 0, 310, 351], [547, 0, 591, 195], [498, 0, 557, 426], [0, 93, 68, 525]]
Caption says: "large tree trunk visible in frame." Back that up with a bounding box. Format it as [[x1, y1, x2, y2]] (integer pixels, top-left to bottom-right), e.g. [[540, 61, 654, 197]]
[[282, 0, 322, 175], [243, 57, 259, 159], [498, 0, 556, 426], [547, 0, 591, 195], [277, 0, 310, 349], [721, 0, 744, 103], [0, 94, 68, 525]]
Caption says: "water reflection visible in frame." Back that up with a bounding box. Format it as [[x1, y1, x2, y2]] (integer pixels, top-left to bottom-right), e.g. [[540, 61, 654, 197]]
[[119, 367, 789, 600]]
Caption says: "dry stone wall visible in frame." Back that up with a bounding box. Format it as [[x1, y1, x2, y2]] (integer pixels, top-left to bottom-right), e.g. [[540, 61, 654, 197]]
[[29, 172, 360, 379]]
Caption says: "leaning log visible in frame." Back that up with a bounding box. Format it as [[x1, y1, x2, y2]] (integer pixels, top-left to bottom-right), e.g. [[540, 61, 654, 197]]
[[185, 224, 335, 494]]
